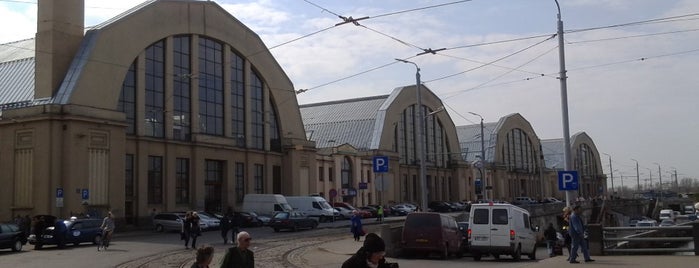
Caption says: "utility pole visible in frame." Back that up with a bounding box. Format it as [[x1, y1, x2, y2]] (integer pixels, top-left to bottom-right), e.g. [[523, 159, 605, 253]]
[[632, 159, 640, 192], [396, 59, 427, 213], [603, 153, 614, 196], [554, 0, 572, 207], [469, 112, 487, 200], [654, 163, 662, 202]]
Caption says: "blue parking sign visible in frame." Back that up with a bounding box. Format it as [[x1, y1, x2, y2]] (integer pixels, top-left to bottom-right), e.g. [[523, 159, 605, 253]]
[[558, 171, 579, 191], [81, 189, 89, 200], [372, 156, 389, 173], [56, 188, 64, 198]]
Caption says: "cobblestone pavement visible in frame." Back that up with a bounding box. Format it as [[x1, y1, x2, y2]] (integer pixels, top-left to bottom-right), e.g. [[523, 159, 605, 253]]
[[115, 228, 348, 268]]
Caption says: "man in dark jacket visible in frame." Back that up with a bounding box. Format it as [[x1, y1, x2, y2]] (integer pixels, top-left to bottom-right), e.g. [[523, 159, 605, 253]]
[[221, 207, 233, 244], [342, 233, 398, 268], [220, 231, 254, 268], [544, 223, 557, 257]]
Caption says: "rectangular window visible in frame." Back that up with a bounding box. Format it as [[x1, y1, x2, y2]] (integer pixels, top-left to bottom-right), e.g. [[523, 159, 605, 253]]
[[125, 154, 134, 199], [230, 52, 245, 147], [205, 160, 224, 212], [176, 158, 189, 204], [173, 35, 191, 141], [148, 156, 163, 204], [328, 167, 334, 182], [473, 209, 489, 224], [235, 162, 245, 203], [492, 208, 508, 225], [254, 164, 264, 193], [251, 73, 264, 149], [118, 62, 136, 135], [145, 41, 165, 138], [366, 170, 371, 183], [198, 37, 224, 136], [318, 166, 324, 181]]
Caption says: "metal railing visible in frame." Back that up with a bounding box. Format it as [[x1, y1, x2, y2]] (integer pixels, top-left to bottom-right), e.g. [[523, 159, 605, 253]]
[[595, 223, 699, 255]]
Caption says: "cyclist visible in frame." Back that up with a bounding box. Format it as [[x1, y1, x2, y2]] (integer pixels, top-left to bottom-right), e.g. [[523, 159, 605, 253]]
[[99, 211, 115, 251]]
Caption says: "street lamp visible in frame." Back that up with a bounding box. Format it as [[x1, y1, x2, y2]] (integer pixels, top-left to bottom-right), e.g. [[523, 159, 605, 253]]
[[396, 58, 428, 212], [468, 112, 487, 200], [554, 0, 572, 207]]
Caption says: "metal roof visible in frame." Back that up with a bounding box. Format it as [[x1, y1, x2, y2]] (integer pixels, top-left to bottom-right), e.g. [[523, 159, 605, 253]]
[[0, 58, 35, 108], [0, 39, 35, 63], [300, 95, 389, 149], [456, 122, 498, 163], [541, 138, 565, 169]]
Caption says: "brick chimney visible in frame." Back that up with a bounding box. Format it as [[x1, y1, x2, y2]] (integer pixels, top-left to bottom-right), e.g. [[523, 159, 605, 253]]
[[35, 0, 84, 99]]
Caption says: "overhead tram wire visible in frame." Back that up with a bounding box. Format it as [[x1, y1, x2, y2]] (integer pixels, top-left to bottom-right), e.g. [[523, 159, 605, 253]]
[[567, 28, 699, 44], [424, 34, 556, 84], [436, 52, 556, 79], [565, 12, 699, 34]]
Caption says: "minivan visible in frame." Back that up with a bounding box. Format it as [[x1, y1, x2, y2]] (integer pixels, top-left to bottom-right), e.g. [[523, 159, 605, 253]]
[[286, 196, 338, 222], [243, 194, 293, 217], [658, 209, 674, 221], [468, 203, 538, 261], [401, 212, 462, 259]]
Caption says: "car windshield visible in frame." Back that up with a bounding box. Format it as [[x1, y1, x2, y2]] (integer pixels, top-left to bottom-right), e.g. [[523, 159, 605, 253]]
[[274, 212, 289, 219], [281, 203, 294, 211], [319, 201, 332, 209]]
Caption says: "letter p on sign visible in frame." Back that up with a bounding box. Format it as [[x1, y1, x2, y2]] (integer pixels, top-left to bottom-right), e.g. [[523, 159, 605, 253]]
[[558, 171, 579, 191]]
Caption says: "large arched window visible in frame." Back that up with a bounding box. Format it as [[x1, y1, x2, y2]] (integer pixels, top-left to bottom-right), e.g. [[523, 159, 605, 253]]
[[173, 35, 191, 140], [395, 105, 450, 167], [230, 51, 245, 147], [198, 37, 224, 136], [250, 72, 264, 149], [145, 40, 165, 138], [341, 157, 352, 188], [118, 61, 136, 135], [576, 144, 597, 178], [503, 128, 536, 173]]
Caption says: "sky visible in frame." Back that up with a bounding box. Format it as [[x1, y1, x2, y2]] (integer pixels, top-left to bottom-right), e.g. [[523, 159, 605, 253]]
[[1, 0, 698, 189]]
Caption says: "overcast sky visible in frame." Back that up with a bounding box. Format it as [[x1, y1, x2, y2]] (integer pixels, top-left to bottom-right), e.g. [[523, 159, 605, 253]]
[[2, 0, 698, 188]]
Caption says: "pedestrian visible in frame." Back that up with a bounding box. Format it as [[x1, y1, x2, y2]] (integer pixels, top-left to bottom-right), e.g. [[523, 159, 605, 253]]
[[350, 210, 364, 241], [191, 245, 215, 268], [230, 210, 241, 244], [544, 222, 557, 257], [568, 205, 594, 263], [150, 208, 157, 226], [22, 215, 31, 238], [184, 211, 202, 249], [183, 211, 193, 249], [561, 206, 572, 259], [99, 211, 116, 251], [342, 232, 398, 268], [221, 207, 233, 244], [376, 205, 384, 222], [220, 231, 254, 268]]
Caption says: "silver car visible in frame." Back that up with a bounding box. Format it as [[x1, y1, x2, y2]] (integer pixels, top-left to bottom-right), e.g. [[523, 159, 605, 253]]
[[153, 212, 184, 232]]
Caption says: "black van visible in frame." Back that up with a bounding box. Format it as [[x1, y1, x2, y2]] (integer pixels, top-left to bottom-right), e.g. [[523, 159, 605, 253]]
[[401, 212, 462, 259]]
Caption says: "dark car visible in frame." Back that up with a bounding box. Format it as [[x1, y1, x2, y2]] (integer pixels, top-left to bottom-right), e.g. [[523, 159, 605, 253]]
[[29, 218, 103, 249], [428, 201, 455, 213], [359, 206, 378, 217], [236, 212, 264, 227], [0, 223, 27, 252], [268, 211, 318, 232], [457, 221, 469, 253]]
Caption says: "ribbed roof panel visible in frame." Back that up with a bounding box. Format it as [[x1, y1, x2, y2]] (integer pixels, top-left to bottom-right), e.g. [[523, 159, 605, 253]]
[[0, 58, 35, 107]]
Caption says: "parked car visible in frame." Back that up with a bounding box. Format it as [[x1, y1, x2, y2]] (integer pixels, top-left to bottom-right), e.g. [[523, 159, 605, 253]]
[[390, 204, 413, 216], [333, 202, 371, 218], [683, 205, 695, 215], [249, 212, 270, 226], [513, 196, 538, 205], [236, 212, 264, 227], [541, 197, 563, 203], [153, 212, 185, 232], [196, 212, 221, 230], [335, 207, 354, 219], [29, 218, 103, 249], [457, 221, 470, 254], [659, 219, 675, 227], [401, 212, 462, 259], [268, 211, 318, 232], [359, 206, 378, 218], [428, 201, 455, 212], [0, 222, 27, 252]]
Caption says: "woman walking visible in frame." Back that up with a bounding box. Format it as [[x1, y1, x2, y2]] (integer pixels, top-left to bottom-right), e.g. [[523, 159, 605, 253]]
[[350, 210, 363, 241]]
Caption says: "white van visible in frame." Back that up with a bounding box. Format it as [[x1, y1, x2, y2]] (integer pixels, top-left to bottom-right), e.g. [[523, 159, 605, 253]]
[[285, 196, 338, 222], [658, 209, 674, 221], [242, 194, 293, 217], [467, 203, 538, 261]]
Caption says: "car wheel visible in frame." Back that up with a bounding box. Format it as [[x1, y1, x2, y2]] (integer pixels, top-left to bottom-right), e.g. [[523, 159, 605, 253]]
[[12, 239, 22, 252], [93, 234, 102, 245], [292, 224, 298, 232], [473, 254, 482, 261], [273, 228, 279, 232], [512, 245, 522, 261], [529, 245, 536, 260], [73, 242, 80, 246], [493, 254, 500, 259], [35, 243, 43, 250], [312, 221, 318, 229], [155, 224, 164, 232]]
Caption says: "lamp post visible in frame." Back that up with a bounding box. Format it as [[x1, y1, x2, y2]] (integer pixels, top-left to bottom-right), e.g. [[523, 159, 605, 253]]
[[468, 112, 487, 200], [554, 0, 572, 207], [396, 58, 428, 212], [645, 167, 653, 190], [631, 159, 640, 192], [603, 153, 614, 196], [653, 162, 662, 202]]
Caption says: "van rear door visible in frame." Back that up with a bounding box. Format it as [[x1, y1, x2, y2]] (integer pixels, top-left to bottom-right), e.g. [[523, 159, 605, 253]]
[[470, 207, 492, 247], [490, 207, 510, 247]]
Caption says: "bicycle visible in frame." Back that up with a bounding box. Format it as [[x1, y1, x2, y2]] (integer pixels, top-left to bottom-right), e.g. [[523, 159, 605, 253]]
[[97, 228, 112, 251]]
